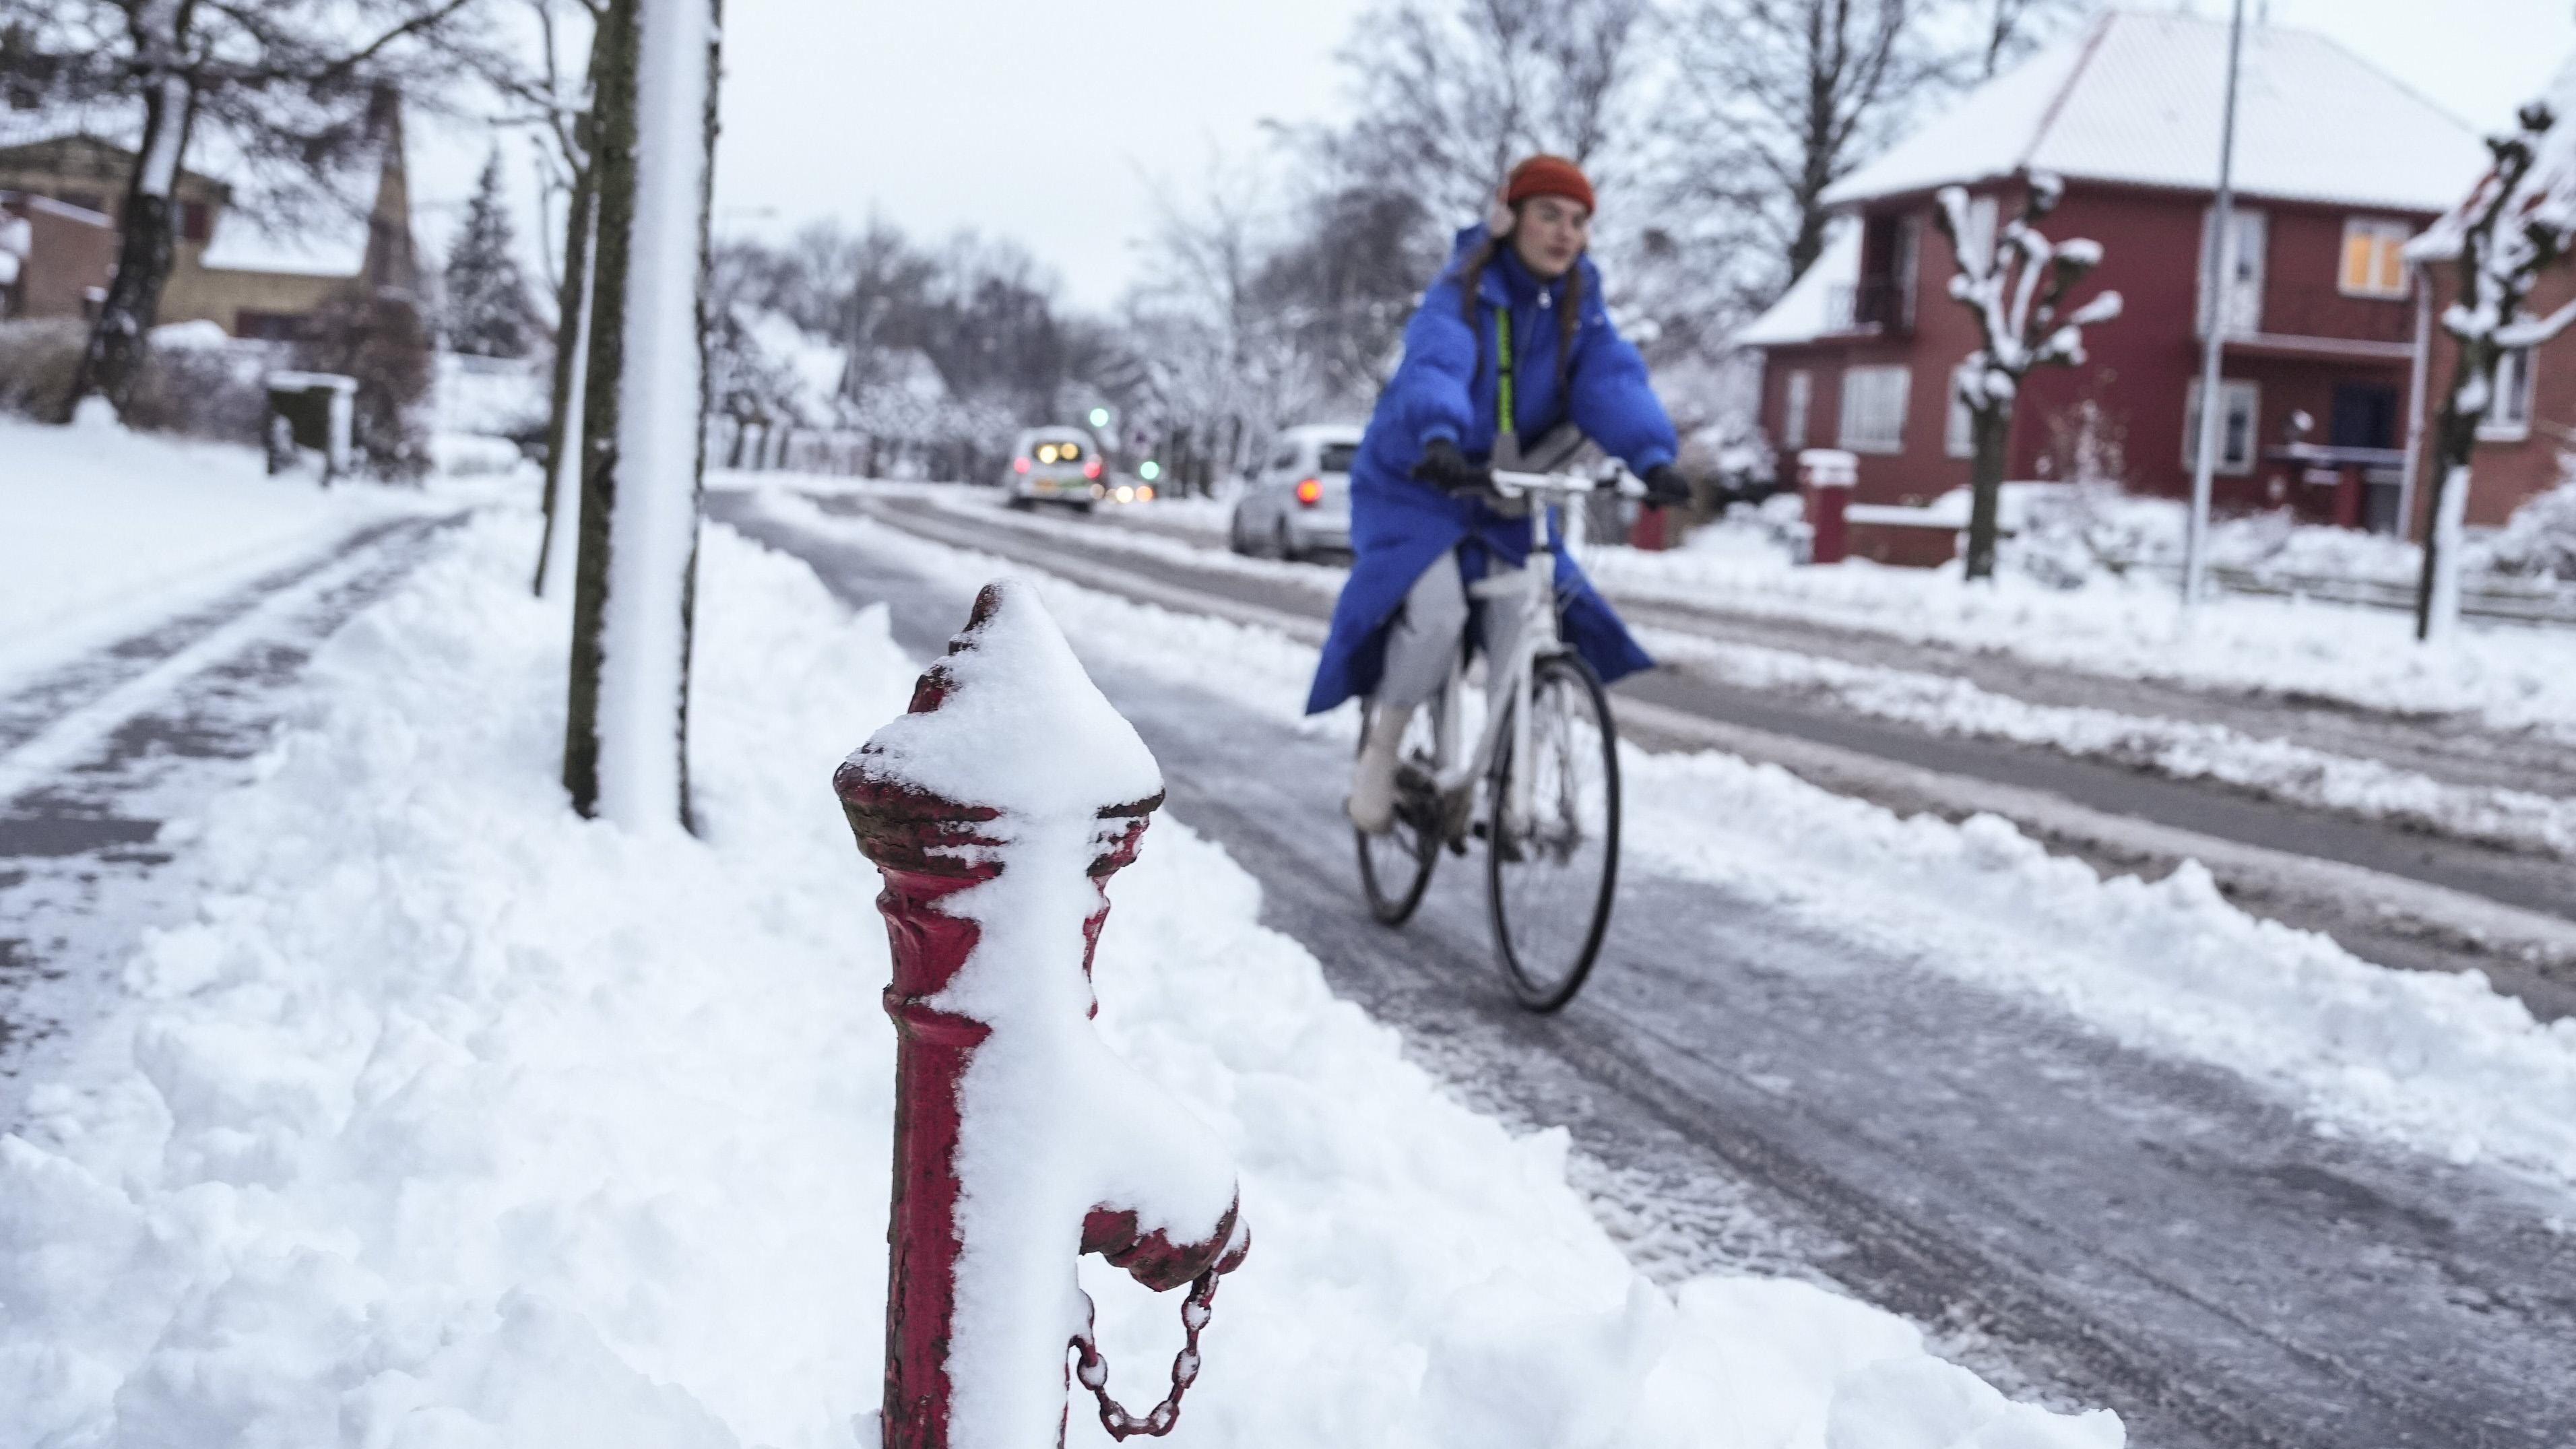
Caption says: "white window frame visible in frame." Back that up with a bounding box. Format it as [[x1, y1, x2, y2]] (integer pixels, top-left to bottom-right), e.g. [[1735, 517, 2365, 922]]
[[1838, 364, 1911, 455], [2338, 217, 2412, 299], [2183, 379, 2260, 476], [1782, 368, 1812, 449], [2481, 344, 2536, 441], [1957, 195, 1999, 273], [2197, 207, 2268, 335], [1944, 361, 1978, 459]]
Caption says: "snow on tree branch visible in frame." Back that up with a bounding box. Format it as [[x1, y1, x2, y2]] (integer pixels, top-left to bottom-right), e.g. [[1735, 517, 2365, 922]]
[[1932, 170, 2123, 583], [1934, 174, 2121, 403]]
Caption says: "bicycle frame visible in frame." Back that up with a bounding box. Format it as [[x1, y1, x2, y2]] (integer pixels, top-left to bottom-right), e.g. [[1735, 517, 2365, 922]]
[[1425, 468, 1623, 837]]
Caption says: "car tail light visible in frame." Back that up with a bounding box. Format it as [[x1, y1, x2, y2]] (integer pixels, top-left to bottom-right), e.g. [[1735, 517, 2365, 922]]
[[1084, 459, 1102, 480], [1294, 477, 1323, 507], [1013, 457, 1031, 473]]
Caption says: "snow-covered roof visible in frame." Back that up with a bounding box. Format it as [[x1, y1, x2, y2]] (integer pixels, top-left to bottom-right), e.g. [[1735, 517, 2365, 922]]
[[199, 211, 368, 278], [1733, 223, 1859, 348], [1822, 10, 2487, 215]]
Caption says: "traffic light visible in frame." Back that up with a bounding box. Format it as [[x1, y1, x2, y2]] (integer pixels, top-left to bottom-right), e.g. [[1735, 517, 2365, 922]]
[[1087, 406, 1112, 429], [1138, 460, 1162, 482]]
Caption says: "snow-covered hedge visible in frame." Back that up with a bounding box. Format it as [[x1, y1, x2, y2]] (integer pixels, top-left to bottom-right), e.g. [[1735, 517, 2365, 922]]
[[2485, 474, 2576, 579]]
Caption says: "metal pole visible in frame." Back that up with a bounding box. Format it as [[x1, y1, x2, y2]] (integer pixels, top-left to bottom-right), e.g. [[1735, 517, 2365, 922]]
[[2396, 276, 2433, 536], [2183, 0, 2247, 610]]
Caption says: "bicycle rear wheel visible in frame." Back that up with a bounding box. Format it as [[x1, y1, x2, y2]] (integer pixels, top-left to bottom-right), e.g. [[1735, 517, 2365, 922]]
[[1355, 697, 1444, 925], [1485, 653, 1620, 1011]]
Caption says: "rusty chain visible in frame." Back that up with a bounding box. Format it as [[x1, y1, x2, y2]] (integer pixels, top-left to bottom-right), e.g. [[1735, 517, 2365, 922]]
[[1068, 1268, 1225, 1439]]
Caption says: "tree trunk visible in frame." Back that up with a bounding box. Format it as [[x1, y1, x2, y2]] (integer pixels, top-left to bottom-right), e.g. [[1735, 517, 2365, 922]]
[[2414, 352, 2490, 641], [60, 73, 196, 420], [534, 147, 598, 598], [562, 0, 722, 827], [1962, 405, 2012, 581]]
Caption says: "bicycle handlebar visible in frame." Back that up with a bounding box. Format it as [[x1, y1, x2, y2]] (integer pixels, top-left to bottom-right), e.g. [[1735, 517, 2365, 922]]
[[1483, 467, 1646, 502]]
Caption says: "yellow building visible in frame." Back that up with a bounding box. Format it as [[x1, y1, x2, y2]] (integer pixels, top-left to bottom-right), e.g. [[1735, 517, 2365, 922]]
[[0, 89, 417, 340]]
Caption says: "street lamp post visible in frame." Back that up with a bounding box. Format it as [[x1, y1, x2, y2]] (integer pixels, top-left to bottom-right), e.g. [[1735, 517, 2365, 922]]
[[2183, 0, 2248, 612]]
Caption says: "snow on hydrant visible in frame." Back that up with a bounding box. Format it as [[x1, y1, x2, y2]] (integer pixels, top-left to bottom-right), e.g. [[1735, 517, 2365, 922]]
[[835, 580, 1250, 1448]]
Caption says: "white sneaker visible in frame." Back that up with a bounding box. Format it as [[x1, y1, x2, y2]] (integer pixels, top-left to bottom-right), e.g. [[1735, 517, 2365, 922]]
[[1347, 703, 1415, 835]]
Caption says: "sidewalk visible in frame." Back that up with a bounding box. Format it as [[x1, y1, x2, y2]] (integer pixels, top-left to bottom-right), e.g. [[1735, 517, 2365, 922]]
[[0, 412, 434, 692]]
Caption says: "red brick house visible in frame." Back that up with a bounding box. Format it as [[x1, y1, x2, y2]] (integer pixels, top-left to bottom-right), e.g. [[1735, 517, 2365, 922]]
[[1739, 11, 2492, 547]]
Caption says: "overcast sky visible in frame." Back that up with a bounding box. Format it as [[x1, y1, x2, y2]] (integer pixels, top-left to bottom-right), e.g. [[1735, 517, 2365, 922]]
[[405, 0, 2576, 312]]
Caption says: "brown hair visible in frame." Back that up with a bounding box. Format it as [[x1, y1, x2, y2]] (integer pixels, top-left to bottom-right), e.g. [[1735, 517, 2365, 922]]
[[1458, 213, 1582, 389]]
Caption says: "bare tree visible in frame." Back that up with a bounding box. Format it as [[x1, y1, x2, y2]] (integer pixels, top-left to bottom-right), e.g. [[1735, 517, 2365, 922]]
[[2406, 99, 2576, 641], [483, 0, 604, 598], [1120, 157, 1344, 493], [1661, 0, 1937, 288], [1659, 0, 2094, 292], [1965, 0, 2089, 80], [1319, 0, 1647, 222], [1931, 171, 2121, 581], [0, 0, 490, 420]]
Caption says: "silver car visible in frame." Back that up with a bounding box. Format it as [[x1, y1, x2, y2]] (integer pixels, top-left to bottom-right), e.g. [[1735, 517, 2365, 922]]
[[1229, 424, 1362, 561], [1003, 426, 1104, 511]]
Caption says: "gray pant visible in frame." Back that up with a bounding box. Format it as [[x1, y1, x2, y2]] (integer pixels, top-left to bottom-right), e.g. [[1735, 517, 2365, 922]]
[[1376, 551, 1530, 712]]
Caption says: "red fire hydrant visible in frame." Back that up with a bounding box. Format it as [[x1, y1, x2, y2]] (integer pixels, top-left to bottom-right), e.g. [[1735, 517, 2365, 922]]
[[837, 581, 1250, 1449]]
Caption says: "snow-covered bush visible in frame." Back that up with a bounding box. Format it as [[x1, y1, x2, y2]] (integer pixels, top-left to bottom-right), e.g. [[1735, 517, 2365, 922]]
[[2003, 481, 2166, 588], [0, 317, 82, 418], [0, 318, 271, 442], [2484, 471, 2576, 579]]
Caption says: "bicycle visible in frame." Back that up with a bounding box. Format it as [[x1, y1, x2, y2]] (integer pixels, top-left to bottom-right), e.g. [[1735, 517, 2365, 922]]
[[1353, 462, 1640, 1012]]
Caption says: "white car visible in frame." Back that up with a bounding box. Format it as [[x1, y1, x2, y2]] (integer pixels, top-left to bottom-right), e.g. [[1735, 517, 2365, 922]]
[[1229, 424, 1362, 561], [1003, 426, 1104, 510]]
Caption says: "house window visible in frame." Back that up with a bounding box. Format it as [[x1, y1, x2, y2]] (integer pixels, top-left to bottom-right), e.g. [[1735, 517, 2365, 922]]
[[2198, 207, 2267, 333], [234, 309, 307, 342], [1955, 195, 1999, 271], [1838, 364, 1910, 454], [1945, 362, 1980, 459], [1782, 368, 1812, 449], [2183, 379, 2259, 475], [2481, 345, 2536, 441], [181, 201, 211, 243], [2340, 218, 2410, 298]]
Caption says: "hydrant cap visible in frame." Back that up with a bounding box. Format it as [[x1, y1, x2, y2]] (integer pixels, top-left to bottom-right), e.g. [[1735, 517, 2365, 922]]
[[842, 580, 1165, 822]]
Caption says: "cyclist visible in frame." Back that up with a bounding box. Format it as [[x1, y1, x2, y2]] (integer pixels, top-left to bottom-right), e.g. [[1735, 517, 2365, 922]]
[[1304, 154, 1692, 834]]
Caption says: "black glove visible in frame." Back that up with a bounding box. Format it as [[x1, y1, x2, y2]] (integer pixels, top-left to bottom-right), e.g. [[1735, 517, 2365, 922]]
[[1411, 437, 1491, 493], [1640, 463, 1694, 507]]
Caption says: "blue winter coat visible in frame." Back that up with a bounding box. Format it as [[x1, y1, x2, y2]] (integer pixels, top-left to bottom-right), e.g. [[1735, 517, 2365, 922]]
[[1303, 226, 1679, 715]]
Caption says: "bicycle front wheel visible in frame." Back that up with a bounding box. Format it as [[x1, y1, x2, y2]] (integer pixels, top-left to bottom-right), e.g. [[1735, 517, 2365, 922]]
[[1486, 653, 1621, 1011]]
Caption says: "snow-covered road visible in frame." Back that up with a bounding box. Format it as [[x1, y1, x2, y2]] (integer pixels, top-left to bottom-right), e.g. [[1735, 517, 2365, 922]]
[[804, 486, 2576, 1018], [715, 486, 2576, 1449]]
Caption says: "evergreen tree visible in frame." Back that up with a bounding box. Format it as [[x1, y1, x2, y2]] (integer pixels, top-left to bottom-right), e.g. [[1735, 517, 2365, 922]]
[[443, 150, 536, 358]]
